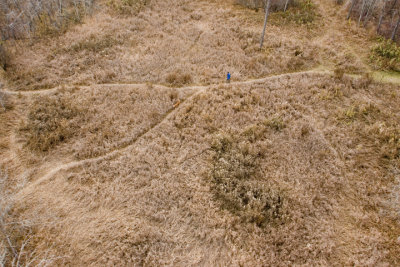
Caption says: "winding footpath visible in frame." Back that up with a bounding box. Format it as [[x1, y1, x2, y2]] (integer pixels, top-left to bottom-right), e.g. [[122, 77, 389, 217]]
[[14, 69, 330, 197], [7, 67, 400, 198]]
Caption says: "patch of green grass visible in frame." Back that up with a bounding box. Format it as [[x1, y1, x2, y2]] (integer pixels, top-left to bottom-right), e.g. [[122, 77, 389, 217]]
[[271, 0, 319, 26], [107, 0, 150, 15], [338, 103, 380, 124], [370, 38, 400, 72]]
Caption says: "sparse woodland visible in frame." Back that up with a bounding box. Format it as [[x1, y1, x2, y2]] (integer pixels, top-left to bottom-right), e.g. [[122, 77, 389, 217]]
[[346, 0, 400, 40], [0, 0, 95, 69]]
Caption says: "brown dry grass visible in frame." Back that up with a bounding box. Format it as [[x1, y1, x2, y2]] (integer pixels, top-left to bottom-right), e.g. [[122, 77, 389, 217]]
[[0, 0, 400, 266], [9, 72, 400, 266], [18, 84, 191, 160], [4, 0, 332, 91]]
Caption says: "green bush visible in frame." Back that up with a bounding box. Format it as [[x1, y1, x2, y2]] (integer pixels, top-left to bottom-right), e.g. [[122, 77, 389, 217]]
[[272, 0, 318, 26], [107, 0, 150, 15], [370, 38, 400, 71]]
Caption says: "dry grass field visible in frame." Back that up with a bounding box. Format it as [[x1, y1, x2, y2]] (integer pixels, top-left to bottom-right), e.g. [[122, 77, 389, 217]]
[[1, 0, 400, 266]]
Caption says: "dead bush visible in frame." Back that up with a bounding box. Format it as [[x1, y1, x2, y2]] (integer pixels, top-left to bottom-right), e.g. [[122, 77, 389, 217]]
[[357, 72, 374, 88], [107, 0, 150, 15], [236, 0, 293, 11], [209, 130, 288, 227], [0, 87, 12, 112], [0, 44, 9, 70], [60, 34, 120, 54], [264, 116, 286, 131], [0, 168, 56, 266], [6, 67, 55, 91], [20, 94, 81, 152], [334, 66, 345, 80], [166, 71, 192, 86]]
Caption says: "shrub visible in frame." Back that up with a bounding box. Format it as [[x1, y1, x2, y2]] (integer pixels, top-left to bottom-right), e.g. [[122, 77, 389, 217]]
[[0, 168, 55, 266], [338, 102, 380, 123], [370, 38, 400, 71], [272, 0, 318, 26], [0, 91, 12, 112], [235, 0, 293, 11], [209, 130, 287, 227], [61, 34, 120, 54], [166, 72, 192, 86], [20, 94, 81, 152], [0, 43, 8, 70], [334, 66, 345, 80], [357, 72, 373, 88], [107, 0, 150, 15], [264, 116, 286, 131]]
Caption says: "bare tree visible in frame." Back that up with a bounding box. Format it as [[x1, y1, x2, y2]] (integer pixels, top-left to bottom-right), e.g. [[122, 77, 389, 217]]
[[391, 0, 398, 9], [358, 0, 367, 26], [284, 0, 290, 11], [377, 0, 387, 33], [347, 0, 358, 20], [260, 0, 271, 49], [0, 0, 95, 42], [363, 0, 377, 26], [391, 13, 400, 40]]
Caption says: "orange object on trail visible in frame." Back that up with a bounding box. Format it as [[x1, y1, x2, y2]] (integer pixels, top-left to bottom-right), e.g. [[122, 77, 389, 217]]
[[173, 100, 181, 108]]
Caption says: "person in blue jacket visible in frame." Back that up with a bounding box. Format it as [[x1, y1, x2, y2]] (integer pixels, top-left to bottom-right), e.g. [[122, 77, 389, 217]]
[[227, 72, 231, 83]]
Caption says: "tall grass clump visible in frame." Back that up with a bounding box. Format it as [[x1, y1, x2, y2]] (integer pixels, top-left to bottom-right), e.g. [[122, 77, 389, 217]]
[[107, 0, 150, 15], [0, 85, 12, 112], [209, 129, 288, 227], [20, 94, 81, 152], [0, 42, 9, 70], [165, 71, 192, 86], [0, 168, 57, 265]]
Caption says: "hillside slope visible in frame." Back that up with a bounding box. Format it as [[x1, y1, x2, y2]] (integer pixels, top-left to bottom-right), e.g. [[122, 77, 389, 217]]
[[1, 0, 400, 266]]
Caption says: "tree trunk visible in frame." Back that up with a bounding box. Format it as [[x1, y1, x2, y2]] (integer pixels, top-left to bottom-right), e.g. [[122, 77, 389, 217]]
[[347, 0, 357, 20], [260, 0, 271, 49], [377, 0, 387, 33], [284, 0, 290, 12], [391, 0, 398, 10], [364, 0, 377, 26], [358, 0, 367, 26], [391, 15, 400, 40]]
